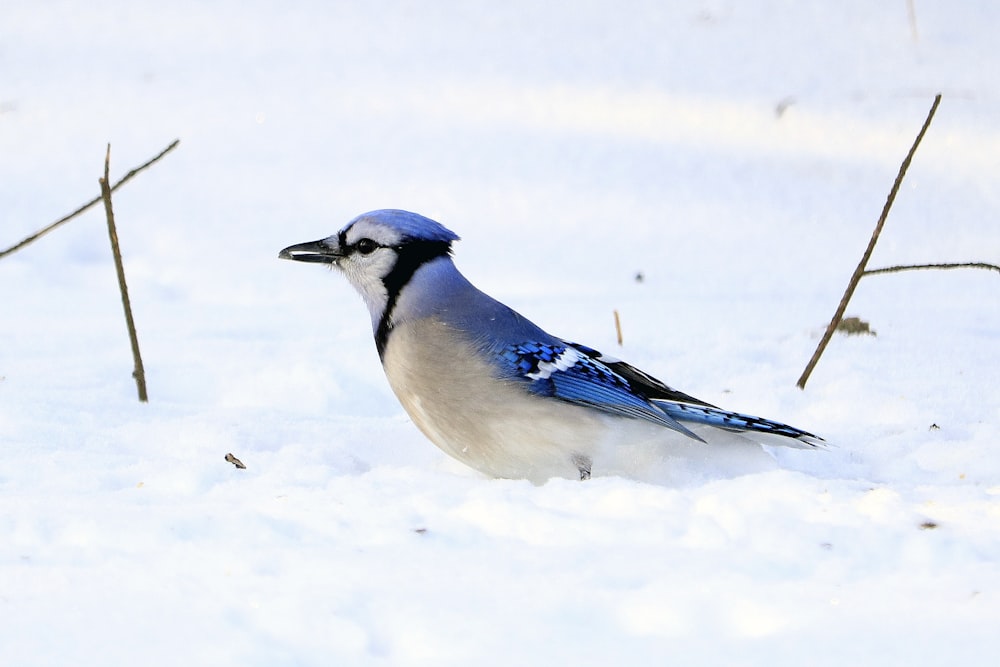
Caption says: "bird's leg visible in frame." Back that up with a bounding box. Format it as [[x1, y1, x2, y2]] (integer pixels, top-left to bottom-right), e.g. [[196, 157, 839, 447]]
[[573, 454, 592, 481]]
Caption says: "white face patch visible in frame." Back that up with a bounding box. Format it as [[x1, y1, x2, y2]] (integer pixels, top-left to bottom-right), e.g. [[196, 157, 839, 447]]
[[338, 249, 395, 318], [330, 218, 409, 324], [526, 346, 581, 381]]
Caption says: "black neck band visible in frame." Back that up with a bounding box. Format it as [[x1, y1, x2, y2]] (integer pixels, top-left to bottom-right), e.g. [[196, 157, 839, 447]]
[[375, 240, 453, 359]]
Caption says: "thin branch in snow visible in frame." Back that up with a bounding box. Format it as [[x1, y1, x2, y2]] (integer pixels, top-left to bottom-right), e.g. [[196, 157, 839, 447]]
[[796, 94, 942, 390], [100, 144, 148, 403], [863, 261, 1000, 276], [0, 139, 180, 260]]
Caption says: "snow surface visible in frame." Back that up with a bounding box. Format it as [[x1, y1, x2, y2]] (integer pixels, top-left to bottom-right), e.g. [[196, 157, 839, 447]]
[[2, 1, 999, 664]]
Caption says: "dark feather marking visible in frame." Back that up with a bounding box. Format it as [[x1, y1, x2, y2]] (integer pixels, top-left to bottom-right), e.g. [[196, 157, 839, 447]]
[[569, 342, 717, 408], [376, 240, 453, 358]]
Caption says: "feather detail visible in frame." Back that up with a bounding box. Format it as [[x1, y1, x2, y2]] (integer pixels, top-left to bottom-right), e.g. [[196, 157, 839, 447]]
[[498, 340, 823, 448], [498, 341, 704, 441]]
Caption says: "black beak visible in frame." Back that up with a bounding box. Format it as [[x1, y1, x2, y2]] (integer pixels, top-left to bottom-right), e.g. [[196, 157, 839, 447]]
[[278, 239, 343, 264]]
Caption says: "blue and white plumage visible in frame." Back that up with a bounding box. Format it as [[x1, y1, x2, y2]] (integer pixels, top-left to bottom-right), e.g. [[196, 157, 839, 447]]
[[280, 209, 823, 482]]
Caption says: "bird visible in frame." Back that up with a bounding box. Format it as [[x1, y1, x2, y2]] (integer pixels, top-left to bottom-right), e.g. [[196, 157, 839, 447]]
[[279, 209, 823, 483]]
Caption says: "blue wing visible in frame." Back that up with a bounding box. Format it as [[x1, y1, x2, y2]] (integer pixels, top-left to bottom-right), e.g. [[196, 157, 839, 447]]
[[497, 340, 705, 441], [496, 340, 823, 447]]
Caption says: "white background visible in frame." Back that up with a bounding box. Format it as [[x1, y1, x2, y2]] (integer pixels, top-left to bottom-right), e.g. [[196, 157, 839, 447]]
[[2, 2, 999, 664]]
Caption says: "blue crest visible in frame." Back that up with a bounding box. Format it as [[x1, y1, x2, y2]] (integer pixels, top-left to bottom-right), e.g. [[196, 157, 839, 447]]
[[347, 209, 461, 244]]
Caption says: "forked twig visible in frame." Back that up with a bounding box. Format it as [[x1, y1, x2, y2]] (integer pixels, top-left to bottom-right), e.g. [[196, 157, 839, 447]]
[[0, 139, 179, 260], [796, 94, 942, 389]]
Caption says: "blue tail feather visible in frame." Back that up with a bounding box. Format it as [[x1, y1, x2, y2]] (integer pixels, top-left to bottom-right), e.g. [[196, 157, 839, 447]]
[[653, 400, 825, 448]]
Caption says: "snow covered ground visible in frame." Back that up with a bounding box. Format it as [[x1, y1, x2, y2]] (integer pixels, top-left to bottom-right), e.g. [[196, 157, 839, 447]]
[[2, 1, 999, 664]]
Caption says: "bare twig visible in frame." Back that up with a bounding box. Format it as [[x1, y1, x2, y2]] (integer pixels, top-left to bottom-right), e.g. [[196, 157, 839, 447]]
[[613, 309, 623, 346], [100, 144, 148, 402], [0, 139, 179, 260], [796, 94, 942, 389], [863, 261, 999, 276]]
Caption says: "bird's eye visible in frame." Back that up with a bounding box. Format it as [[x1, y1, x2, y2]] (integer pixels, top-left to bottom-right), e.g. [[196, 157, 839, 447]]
[[355, 238, 379, 255]]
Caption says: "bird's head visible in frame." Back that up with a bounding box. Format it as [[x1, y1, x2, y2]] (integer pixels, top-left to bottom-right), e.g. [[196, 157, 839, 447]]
[[279, 209, 461, 324]]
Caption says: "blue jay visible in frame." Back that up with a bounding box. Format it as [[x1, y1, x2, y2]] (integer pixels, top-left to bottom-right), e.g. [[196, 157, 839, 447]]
[[280, 209, 822, 482]]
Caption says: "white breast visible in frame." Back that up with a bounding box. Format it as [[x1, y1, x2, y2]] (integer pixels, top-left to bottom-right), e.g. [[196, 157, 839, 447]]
[[381, 318, 778, 483], [381, 318, 610, 481]]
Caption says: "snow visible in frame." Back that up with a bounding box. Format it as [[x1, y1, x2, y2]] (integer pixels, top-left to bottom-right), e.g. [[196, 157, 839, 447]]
[[2, 1, 999, 664]]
